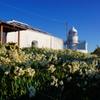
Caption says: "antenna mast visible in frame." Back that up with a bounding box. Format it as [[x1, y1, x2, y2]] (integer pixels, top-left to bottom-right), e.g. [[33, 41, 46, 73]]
[[66, 22, 68, 45]]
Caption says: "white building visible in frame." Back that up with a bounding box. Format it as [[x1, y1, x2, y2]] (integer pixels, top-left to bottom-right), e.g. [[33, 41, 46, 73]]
[[7, 20, 63, 50], [66, 27, 88, 53]]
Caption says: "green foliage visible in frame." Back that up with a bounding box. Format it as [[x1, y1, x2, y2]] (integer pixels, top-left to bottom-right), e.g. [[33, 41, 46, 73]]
[[91, 47, 100, 56], [4, 42, 19, 50], [0, 46, 100, 100]]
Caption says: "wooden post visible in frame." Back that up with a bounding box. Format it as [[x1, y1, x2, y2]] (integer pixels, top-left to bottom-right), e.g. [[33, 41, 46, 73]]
[[18, 31, 20, 48], [5, 32, 7, 43], [0, 25, 3, 44]]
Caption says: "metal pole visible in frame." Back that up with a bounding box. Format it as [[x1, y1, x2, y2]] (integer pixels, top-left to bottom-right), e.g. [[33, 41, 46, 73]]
[[66, 22, 68, 48]]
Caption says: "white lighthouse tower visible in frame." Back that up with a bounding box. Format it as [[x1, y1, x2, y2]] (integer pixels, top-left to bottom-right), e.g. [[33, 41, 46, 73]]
[[67, 26, 79, 50], [66, 26, 88, 53]]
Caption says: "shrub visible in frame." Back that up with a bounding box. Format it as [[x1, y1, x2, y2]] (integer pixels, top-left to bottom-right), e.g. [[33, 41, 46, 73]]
[[0, 47, 100, 100], [4, 42, 19, 50], [91, 47, 100, 56]]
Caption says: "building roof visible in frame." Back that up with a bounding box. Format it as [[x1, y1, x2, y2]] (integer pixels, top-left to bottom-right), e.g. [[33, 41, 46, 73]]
[[7, 20, 51, 35], [0, 20, 26, 32]]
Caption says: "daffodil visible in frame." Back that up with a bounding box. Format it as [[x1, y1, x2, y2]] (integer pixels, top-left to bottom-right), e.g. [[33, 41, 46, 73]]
[[4, 71, 10, 75], [14, 66, 19, 71], [59, 80, 63, 85]]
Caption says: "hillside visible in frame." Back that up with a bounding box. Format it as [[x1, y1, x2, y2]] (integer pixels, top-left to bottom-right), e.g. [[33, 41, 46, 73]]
[[0, 45, 100, 100]]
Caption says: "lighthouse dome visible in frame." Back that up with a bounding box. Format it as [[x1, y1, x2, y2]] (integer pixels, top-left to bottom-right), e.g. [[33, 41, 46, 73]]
[[69, 26, 77, 33]]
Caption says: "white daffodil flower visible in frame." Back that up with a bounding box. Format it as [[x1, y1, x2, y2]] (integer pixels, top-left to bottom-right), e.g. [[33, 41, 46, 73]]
[[59, 80, 64, 85], [4, 71, 10, 75]]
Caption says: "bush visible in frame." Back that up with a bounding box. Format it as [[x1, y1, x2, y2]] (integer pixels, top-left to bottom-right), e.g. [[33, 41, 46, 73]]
[[4, 42, 19, 50], [0, 47, 100, 100], [91, 47, 100, 56]]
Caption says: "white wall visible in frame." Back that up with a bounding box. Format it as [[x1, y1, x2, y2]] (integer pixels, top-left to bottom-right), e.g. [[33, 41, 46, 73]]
[[7, 29, 63, 50], [7, 31, 18, 43], [77, 49, 88, 53], [52, 36, 63, 50], [77, 42, 88, 50], [68, 43, 78, 50], [76, 42, 88, 53], [77, 42, 85, 49], [20, 30, 52, 48]]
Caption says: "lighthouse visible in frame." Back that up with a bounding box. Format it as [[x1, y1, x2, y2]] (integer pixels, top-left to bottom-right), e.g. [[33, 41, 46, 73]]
[[66, 26, 88, 53], [67, 27, 78, 50]]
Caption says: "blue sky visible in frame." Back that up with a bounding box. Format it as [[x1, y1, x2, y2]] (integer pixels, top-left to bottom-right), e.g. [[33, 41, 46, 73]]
[[0, 0, 100, 53]]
